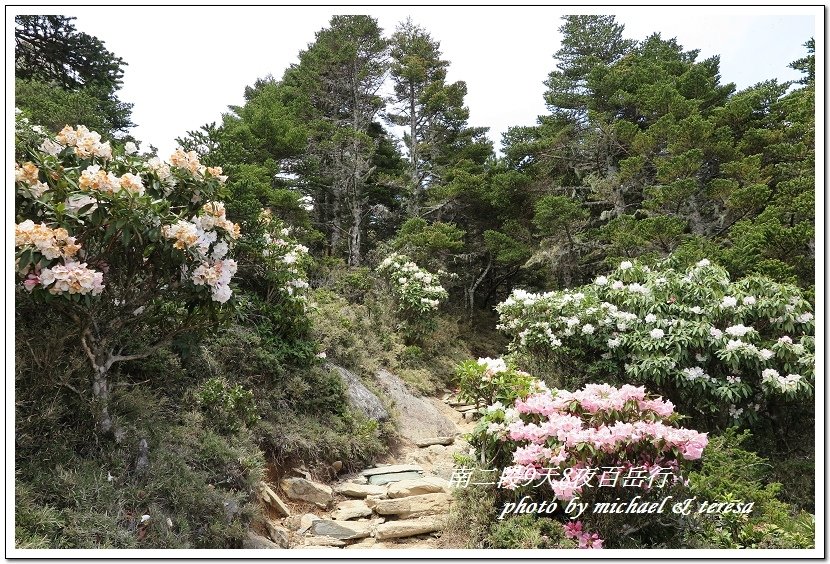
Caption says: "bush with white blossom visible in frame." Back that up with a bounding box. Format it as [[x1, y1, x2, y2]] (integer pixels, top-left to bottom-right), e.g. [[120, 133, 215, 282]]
[[377, 252, 449, 343], [495, 258, 814, 426], [14, 115, 242, 433]]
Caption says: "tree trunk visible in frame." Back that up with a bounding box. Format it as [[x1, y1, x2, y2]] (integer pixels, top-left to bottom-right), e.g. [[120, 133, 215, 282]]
[[467, 255, 492, 314], [409, 83, 420, 215], [348, 200, 362, 267], [331, 181, 343, 254], [82, 333, 117, 436]]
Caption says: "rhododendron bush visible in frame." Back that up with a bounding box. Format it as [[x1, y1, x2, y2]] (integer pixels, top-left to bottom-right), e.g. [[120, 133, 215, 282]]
[[377, 252, 449, 343], [466, 361, 707, 546], [496, 258, 815, 426], [14, 116, 243, 435]]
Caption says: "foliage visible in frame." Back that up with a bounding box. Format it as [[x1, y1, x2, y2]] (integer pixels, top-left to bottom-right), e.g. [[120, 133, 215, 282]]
[[376, 252, 449, 344], [195, 378, 259, 434], [682, 429, 814, 548], [455, 357, 535, 408], [15, 15, 133, 134], [487, 514, 577, 549], [496, 257, 814, 429]]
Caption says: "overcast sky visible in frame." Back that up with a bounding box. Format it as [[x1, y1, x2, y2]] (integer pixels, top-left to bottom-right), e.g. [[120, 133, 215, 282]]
[[11, 6, 818, 157]]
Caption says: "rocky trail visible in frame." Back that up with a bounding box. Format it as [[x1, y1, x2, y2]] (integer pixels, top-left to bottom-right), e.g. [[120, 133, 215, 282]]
[[243, 366, 481, 551]]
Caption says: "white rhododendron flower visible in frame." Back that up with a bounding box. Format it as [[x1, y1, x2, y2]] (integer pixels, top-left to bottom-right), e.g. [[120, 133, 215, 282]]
[[645, 313, 657, 324], [611, 280, 624, 290], [594, 275, 608, 286], [40, 138, 63, 156], [710, 327, 723, 339], [619, 260, 633, 270], [682, 367, 706, 381], [124, 141, 138, 155], [581, 323, 595, 335], [725, 324, 753, 337], [725, 339, 744, 351], [478, 357, 507, 374], [696, 259, 711, 267], [720, 296, 738, 308], [742, 296, 756, 306], [649, 328, 665, 339], [797, 312, 814, 323]]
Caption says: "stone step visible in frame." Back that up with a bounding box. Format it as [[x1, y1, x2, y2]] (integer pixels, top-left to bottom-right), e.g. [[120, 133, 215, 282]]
[[330, 500, 373, 521], [414, 436, 454, 447], [280, 477, 333, 508], [387, 476, 451, 498], [373, 492, 453, 519], [360, 464, 423, 477], [367, 470, 423, 486], [309, 519, 371, 540], [374, 517, 446, 540], [334, 482, 387, 498]]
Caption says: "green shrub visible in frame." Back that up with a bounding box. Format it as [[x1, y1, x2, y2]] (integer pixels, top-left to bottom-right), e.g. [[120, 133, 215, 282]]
[[196, 378, 259, 434], [487, 514, 576, 549], [682, 428, 814, 548], [454, 357, 535, 407]]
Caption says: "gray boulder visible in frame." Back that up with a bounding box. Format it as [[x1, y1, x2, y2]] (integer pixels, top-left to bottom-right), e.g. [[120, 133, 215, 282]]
[[375, 369, 456, 443], [327, 364, 389, 422]]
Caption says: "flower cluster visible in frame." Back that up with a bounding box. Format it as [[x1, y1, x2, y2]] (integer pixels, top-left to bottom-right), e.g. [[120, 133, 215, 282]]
[[495, 258, 815, 423], [564, 521, 604, 549], [163, 201, 241, 304], [256, 210, 311, 303], [79, 165, 145, 196], [14, 123, 241, 307], [168, 148, 228, 183], [377, 252, 448, 342], [478, 381, 707, 505], [55, 125, 112, 159], [15, 220, 81, 260], [15, 220, 103, 296], [28, 262, 105, 296], [378, 253, 448, 311], [456, 357, 539, 408], [15, 162, 49, 198]]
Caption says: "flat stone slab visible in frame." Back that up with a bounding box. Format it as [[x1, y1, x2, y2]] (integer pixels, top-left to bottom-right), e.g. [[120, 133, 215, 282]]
[[374, 517, 445, 540], [242, 531, 280, 549], [346, 538, 388, 549], [368, 471, 424, 486], [415, 436, 454, 447], [387, 476, 452, 498], [259, 482, 291, 517], [265, 521, 290, 548], [330, 500, 373, 521], [309, 519, 371, 540], [360, 464, 423, 477], [334, 482, 387, 498], [281, 477, 333, 508], [373, 493, 453, 518], [303, 536, 346, 547]]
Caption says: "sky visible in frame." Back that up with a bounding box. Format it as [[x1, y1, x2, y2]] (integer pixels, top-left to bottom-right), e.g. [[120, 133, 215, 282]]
[[10, 6, 819, 158]]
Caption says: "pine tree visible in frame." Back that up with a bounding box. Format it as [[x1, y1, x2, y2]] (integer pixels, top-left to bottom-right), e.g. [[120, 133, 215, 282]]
[[15, 15, 133, 133]]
